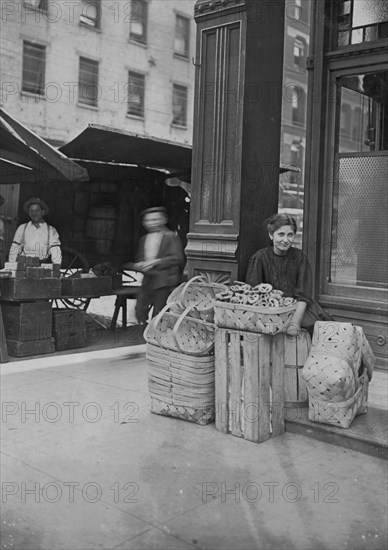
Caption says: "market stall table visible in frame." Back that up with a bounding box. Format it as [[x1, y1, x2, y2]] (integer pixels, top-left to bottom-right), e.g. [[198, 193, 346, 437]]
[[0, 275, 140, 357]]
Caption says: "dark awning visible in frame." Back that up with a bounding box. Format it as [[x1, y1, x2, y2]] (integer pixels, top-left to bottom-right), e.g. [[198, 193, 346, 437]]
[[60, 124, 192, 181], [59, 123, 298, 184], [0, 108, 89, 184]]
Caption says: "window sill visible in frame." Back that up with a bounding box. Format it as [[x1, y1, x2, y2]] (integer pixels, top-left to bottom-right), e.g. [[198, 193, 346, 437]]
[[126, 113, 145, 121], [20, 90, 45, 100], [173, 53, 190, 62], [77, 102, 98, 111], [171, 123, 187, 130], [79, 22, 102, 33], [128, 38, 148, 48], [23, 5, 48, 14]]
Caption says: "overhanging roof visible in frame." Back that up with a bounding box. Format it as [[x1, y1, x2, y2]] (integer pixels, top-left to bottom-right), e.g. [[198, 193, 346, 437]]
[[60, 124, 192, 180], [0, 108, 89, 184], [59, 123, 298, 184]]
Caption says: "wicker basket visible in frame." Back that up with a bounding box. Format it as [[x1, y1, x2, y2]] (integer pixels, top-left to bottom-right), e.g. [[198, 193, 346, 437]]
[[214, 301, 296, 335], [144, 302, 215, 356], [180, 276, 228, 321], [308, 370, 369, 429], [302, 322, 375, 428], [147, 343, 215, 425]]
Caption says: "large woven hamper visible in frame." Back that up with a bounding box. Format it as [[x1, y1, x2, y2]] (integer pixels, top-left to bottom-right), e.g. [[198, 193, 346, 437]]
[[302, 322, 375, 428], [147, 343, 215, 425], [144, 302, 215, 356]]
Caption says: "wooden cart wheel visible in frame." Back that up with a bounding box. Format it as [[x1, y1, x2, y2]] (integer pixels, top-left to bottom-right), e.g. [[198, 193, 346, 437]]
[[51, 246, 92, 311]]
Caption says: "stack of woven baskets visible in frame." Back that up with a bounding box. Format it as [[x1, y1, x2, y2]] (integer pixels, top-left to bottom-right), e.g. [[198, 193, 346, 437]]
[[145, 275, 228, 425], [302, 322, 375, 428]]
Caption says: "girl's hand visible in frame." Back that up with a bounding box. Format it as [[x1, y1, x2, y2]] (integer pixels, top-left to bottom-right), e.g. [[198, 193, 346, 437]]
[[285, 322, 302, 336]]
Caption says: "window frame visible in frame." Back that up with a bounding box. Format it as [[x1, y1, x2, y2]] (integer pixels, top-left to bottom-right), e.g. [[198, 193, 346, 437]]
[[174, 13, 190, 59], [22, 40, 46, 96], [129, 0, 148, 45], [172, 83, 188, 128], [319, 59, 388, 303], [79, 0, 101, 29], [78, 56, 99, 107], [127, 71, 146, 118], [23, 0, 48, 11]]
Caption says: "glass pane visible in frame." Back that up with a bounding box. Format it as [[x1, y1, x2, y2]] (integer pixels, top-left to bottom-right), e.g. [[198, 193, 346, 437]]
[[352, 0, 388, 27], [338, 30, 350, 46], [330, 155, 388, 287], [351, 27, 363, 43], [336, 0, 388, 46], [338, 71, 388, 153]]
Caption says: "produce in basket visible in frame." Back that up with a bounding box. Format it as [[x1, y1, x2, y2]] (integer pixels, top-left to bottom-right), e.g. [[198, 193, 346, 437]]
[[216, 281, 296, 308]]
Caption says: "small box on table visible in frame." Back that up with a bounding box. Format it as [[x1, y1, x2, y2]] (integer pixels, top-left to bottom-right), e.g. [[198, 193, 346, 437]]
[[61, 276, 112, 297], [52, 309, 87, 350]]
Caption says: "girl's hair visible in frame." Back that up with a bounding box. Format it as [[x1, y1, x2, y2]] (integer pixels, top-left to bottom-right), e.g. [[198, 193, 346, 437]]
[[266, 213, 297, 235]]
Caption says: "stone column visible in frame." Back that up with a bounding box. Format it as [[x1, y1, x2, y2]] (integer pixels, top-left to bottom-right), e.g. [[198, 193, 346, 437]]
[[186, 0, 285, 281]]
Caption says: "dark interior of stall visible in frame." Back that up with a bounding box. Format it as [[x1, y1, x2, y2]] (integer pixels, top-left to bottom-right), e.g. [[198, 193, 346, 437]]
[[13, 174, 190, 273]]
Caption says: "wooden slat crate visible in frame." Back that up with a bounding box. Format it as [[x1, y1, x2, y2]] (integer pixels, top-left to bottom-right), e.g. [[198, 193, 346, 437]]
[[215, 329, 284, 443], [215, 328, 312, 443], [278, 330, 311, 408]]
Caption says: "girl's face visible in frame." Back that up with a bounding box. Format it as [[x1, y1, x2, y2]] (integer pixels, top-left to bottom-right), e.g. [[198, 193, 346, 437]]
[[270, 224, 295, 255]]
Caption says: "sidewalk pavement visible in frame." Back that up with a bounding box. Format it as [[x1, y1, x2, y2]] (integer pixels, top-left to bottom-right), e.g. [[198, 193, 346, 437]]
[[1, 346, 387, 550]]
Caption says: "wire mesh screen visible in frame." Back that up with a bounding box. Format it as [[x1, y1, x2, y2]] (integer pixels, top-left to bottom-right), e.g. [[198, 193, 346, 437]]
[[331, 155, 388, 287]]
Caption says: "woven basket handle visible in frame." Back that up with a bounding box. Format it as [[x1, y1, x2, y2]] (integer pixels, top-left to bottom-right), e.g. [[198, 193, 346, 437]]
[[172, 304, 214, 356], [180, 275, 208, 306], [143, 301, 181, 346]]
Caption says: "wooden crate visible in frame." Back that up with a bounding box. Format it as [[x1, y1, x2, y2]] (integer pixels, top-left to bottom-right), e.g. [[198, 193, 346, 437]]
[[277, 330, 311, 408], [7, 337, 55, 358], [215, 329, 285, 443], [0, 278, 61, 300], [61, 276, 112, 297], [52, 309, 87, 351], [215, 329, 312, 443], [2, 301, 52, 342]]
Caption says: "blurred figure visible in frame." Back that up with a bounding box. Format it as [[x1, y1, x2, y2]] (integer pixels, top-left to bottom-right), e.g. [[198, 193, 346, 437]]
[[8, 197, 62, 265], [126, 207, 185, 324]]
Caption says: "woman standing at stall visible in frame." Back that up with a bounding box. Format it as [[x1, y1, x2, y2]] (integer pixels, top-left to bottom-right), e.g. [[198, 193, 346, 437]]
[[246, 213, 330, 335]]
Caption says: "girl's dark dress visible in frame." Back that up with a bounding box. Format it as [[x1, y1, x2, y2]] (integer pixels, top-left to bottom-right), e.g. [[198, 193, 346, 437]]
[[245, 246, 330, 329]]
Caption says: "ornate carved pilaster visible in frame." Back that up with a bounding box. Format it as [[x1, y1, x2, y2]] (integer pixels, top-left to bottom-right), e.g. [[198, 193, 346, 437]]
[[186, 0, 285, 281]]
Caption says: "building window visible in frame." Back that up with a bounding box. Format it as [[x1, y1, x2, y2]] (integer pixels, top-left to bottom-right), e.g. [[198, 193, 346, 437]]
[[78, 57, 99, 107], [291, 86, 306, 125], [23, 0, 48, 10], [174, 14, 190, 58], [172, 84, 188, 127], [127, 72, 145, 117], [22, 41, 46, 95], [293, 37, 306, 68], [130, 0, 147, 44], [80, 0, 100, 28]]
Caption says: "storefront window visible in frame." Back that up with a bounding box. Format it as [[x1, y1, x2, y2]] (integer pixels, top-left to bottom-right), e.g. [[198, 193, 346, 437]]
[[330, 69, 388, 288]]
